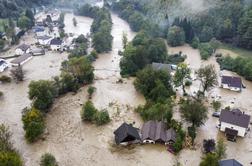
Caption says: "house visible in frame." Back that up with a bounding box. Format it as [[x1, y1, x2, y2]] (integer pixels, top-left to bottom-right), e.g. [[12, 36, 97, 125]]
[[15, 28, 25, 39], [37, 35, 52, 46], [50, 38, 63, 51], [141, 121, 176, 145], [219, 159, 243, 166], [152, 62, 177, 76], [10, 53, 32, 66], [221, 76, 242, 92], [15, 44, 31, 55], [0, 32, 7, 40], [31, 48, 45, 56], [0, 59, 8, 72], [33, 26, 46, 36], [219, 109, 251, 141], [114, 123, 141, 145]]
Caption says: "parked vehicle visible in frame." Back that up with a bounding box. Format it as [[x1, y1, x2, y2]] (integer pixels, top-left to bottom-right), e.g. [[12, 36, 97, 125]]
[[212, 112, 220, 118]]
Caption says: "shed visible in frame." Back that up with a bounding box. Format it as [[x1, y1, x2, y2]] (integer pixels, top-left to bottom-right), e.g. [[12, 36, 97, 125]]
[[11, 53, 32, 66], [31, 48, 45, 56], [114, 123, 140, 145]]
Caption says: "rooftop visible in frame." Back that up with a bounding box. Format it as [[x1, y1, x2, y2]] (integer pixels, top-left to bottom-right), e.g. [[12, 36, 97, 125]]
[[17, 44, 30, 51], [152, 62, 175, 73], [114, 123, 140, 145], [50, 38, 62, 45], [11, 53, 32, 65], [220, 109, 251, 128], [221, 76, 242, 88], [219, 159, 243, 166]]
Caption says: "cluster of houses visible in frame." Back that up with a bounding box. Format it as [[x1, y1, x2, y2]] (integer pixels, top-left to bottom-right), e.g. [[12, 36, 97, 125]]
[[114, 121, 177, 146]]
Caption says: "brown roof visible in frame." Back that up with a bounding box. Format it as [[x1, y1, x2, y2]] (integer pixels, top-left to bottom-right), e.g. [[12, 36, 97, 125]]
[[11, 53, 32, 64], [141, 121, 176, 143], [220, 109, 251, 128]]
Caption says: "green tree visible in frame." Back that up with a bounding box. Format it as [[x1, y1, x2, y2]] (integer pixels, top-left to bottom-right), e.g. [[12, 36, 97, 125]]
[[200, 153, 219, 166], [95, 110, 110, 125], [174, 63, 191, 95], [81, 101, 97, 122], [197, 65, 218, 95], [190, 37, 200, 49], [40, 153, 58, 166], [134, 66, 174, 102], [215, 139, 226, 159], [122, 32, 128, 49], [22, 107, 45, 142], [167, 26, 185, 47], [0, 151, 23, 166], [28, 80, 56, 111], [180, 99, 208, 127], [212, 101, 221, 112], [63, 57, 94, 84], [17, 15, 32, 30]]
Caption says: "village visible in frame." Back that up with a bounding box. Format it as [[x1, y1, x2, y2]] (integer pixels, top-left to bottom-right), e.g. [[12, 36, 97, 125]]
[[0, 1, 252, 166]]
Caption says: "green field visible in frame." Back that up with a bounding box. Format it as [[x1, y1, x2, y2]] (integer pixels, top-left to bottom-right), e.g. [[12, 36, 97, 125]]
[[220, 43, 252, 58]]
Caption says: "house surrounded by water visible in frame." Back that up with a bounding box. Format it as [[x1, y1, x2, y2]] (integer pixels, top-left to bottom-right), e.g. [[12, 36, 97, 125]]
[[114, 123, 140, 145], [219, 109, 251, 141], [221, 76, 242, 92], [15, 44, 31, 55]]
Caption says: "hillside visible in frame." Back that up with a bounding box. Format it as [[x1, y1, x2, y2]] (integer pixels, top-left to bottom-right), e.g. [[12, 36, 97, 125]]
[[0, 0, 52, 18]]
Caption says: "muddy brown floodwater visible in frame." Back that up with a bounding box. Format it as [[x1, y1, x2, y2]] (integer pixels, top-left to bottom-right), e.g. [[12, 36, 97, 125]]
[[1, 10, 252, 166]]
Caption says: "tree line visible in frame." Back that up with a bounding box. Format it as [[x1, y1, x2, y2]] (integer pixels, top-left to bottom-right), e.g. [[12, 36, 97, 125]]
[[76, 4, 113, 53]]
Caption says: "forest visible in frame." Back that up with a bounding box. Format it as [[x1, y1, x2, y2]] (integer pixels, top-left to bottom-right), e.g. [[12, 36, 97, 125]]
[[111, 0, 252, 50]]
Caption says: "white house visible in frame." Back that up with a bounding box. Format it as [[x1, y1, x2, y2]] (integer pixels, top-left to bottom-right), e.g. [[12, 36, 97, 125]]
[[221, 76, 242, 92], [34, 27, 46, 37], [10, 53, 33, 67], [50, 38, 63, 51], [15, 44, 31, 55], [219, 109, 251, 141], [37, 35, 52, 46], [0, 59, 8, 72]]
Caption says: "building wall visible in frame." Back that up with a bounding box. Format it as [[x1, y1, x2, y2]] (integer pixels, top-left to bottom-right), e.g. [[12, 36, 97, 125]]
[[15, 49, 24, 55], [220, 122, 247, 137], [51, 45, 61, 51], [0, 63, 8, 72], [221, 83, 241, 92]]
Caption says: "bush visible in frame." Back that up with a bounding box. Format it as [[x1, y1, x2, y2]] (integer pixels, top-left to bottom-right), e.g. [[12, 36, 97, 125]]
[[87, 86, 96, 99], [212, 101, 221, 111], [10, 65, 24, 82], [0, 91, 3, 98], [191, 37, 200, 49], [167, 26, 185, 47], [0, 151, 23, 166], [188, 126, 196, 144], [185, 80, 192, 86], [22, 107, 45, 142], [95, 110, 110, 125], [28, 80, 57, 111], [40, 153, 58, 166], [0, 76, 11, 83], [81, 101, 97, 122]]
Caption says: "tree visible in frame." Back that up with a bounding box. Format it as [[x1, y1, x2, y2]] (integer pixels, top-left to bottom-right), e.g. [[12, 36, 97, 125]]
[[73, 17, 77, 27], [200, 153, 219, 166], [87, 86, 96, 99], [0, 151, 23, 166], [17, 15, 32, 30], [191, 37, 200, 49], [174, 63, 191, 95], [212, 101, 221, 111], [180, 99, 208, 127], [209, 38, 221, 53], [28, 80, 57, 111], [134, 66, 174, 102], [25, 9, 35, 26], [136, 102, 173, 122], [197, 65, 218, 95], [40, 153, 58, 166], [63, 57, 94, 84], [167, 26, 185, 47], [10, 65, 24, 83], [81, 101, 97, 122], [215, 139, 226, 159], [22, 107, 45, 142], [95, 110, 111, 125], [122, 32, 128, 49]]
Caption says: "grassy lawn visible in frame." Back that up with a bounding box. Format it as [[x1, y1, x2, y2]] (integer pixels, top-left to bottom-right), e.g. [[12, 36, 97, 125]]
[[220, 43, 252, 58]]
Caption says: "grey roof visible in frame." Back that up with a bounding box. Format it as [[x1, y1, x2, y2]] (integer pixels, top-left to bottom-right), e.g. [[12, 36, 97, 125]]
[[152, 62, 174, 73], [114, 123, 140, 144], [141, 121, 176, 143], [166, 128, 176, 142], [220, 109, 251, 128], [37, 35, 52, 40], [221, 76, 242, 88], [50, 38, 62, 45], [0, 59, 7, 66], [11, 53, 32, 64], [31, 48, 45, 55], [219, 159, 243, 166], [17, 44, 30, 51]]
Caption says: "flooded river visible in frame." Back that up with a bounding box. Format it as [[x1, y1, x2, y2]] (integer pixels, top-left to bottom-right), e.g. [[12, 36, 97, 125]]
[[0, 8, 252, 166]]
